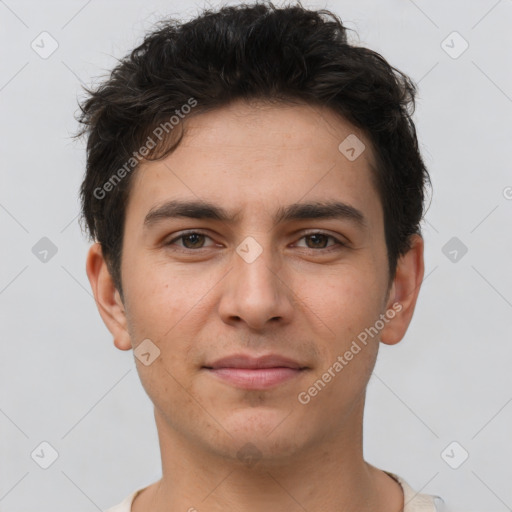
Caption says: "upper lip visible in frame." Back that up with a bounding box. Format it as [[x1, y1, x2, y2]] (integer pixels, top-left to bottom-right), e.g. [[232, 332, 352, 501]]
[[204, 354, 306, 370]]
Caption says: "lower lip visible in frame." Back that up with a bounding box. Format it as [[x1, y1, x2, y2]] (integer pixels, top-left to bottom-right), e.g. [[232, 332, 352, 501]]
[[206, 367, 304, 389]]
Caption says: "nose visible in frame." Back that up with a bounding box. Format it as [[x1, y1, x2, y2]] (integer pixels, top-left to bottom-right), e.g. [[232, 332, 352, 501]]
[[217, 237, 295, 331]]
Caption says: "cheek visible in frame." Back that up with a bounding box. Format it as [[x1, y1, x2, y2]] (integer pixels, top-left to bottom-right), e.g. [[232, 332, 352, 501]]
[[122, 272, 201, 411], [300, 268, 385, 342], [122, 260, 201, 340], [122, 263, 216, 398]]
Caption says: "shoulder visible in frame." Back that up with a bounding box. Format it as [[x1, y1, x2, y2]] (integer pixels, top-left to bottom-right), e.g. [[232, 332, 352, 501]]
[[104, 487, 145, 512], [384, 471, 445, 512]]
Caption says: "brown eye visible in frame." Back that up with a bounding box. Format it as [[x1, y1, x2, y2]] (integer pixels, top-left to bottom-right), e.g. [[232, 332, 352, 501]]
[[304, 233, 330, 249], [181, 233, 206, 249], [166, 231, 214, 250], [295, 232, 344, 250]]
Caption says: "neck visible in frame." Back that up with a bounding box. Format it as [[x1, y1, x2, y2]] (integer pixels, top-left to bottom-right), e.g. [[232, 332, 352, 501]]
[[132, 397, 403, 512]]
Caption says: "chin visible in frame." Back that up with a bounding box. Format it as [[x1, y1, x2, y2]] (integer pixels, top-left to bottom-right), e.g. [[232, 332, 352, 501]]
[[216, 408, 307, 460]]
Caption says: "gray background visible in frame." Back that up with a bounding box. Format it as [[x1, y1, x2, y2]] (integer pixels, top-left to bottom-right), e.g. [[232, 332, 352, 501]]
[[1, 0, 511, 511]]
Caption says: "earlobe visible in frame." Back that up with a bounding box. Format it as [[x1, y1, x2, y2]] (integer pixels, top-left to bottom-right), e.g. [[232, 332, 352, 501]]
[[86, 243, 132, 351], [380, 234, 425, 346]]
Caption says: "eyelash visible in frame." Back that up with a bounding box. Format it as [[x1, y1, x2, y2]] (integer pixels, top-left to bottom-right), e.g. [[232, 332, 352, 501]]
[[165, 230, 347, 252]]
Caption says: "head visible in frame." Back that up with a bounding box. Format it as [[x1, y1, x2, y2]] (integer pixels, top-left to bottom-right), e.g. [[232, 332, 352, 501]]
[[81, 2, 429, 464]]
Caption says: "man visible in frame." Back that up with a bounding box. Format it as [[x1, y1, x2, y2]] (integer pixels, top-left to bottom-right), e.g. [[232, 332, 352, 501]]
[[79, 2, 445, 510]]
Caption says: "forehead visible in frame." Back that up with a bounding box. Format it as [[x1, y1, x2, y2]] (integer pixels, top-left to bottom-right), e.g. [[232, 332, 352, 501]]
[[177, 99, 376, 166], [125, 100, 382, 229]]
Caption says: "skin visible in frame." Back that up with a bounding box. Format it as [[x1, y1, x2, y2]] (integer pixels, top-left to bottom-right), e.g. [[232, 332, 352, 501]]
[[87, 99, 424, 512]]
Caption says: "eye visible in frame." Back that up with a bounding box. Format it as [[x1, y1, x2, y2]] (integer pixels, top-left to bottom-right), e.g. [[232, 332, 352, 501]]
[[165, 230, 346, 252], [166, 231, 215, 249], [295, 232, 345, 250]]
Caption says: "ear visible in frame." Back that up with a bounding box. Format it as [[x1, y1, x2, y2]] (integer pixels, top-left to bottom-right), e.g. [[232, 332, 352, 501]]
[[86, 243, 132, 351], [380, 234, 425, 346]]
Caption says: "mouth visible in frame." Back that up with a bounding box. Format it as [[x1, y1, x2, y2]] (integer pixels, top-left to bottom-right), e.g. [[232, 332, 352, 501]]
[[202, 354, 309, 390]]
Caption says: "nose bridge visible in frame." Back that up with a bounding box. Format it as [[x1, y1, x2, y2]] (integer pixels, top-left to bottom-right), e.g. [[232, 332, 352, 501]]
[[219, 234, 293, 329], [235, 234, 280, 301]]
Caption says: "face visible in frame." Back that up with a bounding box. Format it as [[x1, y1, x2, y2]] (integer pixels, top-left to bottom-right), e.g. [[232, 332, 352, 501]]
[[90, 100, 420, 464]]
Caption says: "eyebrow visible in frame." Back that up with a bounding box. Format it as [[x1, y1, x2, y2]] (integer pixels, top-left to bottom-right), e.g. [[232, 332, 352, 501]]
[[143, 199, 367, 229]]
